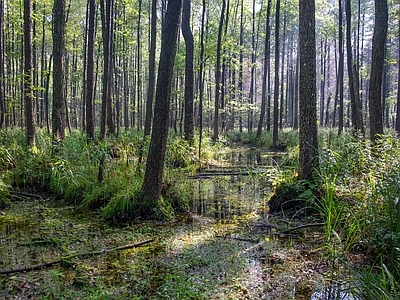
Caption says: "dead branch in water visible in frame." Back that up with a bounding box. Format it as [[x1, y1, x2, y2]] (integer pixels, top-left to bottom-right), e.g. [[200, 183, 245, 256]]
[[0, 239, 154, 275]]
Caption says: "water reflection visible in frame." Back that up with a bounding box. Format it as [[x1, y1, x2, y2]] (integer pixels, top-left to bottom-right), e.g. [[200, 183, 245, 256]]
[[189, 149, 274, 221], [311, 283, 360, 300]]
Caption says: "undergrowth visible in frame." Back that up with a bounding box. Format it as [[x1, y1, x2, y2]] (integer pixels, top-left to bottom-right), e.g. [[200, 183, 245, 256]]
[[2, 127, 400, 297], [268, 128, 400, 297], [0, 129, 216, 220]]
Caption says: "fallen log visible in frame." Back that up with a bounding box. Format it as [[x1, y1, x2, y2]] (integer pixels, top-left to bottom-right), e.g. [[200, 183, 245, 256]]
[[0, 238, 154, 275]]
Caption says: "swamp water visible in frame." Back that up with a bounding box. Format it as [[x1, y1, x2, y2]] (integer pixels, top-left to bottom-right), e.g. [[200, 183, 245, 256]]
[[0, 148, 359, 299]]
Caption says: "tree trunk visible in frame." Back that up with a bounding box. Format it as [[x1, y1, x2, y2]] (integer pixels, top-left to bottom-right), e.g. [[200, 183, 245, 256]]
[[99, 0, 114, 140], [24, 0, 35, 146], [368, 0, 387, 144], [198, 0, 206, 163], [85, 0, 96, 140], [256, 0, 271, 139], [337, 0, 344, 134], [52, 0, 66, 142], [141, 0, 182, 211], [248, 0, 256, 132], [238, 0, 244, 133], [279, 12, 286, 129], [136, 0, 142, 130], [0, 0, 5, 128], [272, 0, 280, 148], [182, 0, 194, 141], [345, 0, 358, 134], [396, 17, 400, 134], [299, 0, 318, 181], [144, 0, 157, 136], [213, 0, 225, 142]]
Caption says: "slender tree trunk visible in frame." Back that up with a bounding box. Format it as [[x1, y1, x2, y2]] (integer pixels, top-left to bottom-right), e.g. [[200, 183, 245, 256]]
[[337, 0, 344, 134], [368, 0, 388, 144], [85, 0, 96, 140], [395, 17, 400, 134], [99, 0, 114, 139], [24, 0, 35, 146], [45, 55, 52, 133], [182, 0, 194, 141], [248, 0, 256, 131], [144, 0, 157, 136], [299, 0, 319, 180], [238, 0, 244, 133], [198, 0, 206, 163], [213, 0, 225, 142], [293, 44, 299, 130], [256, 0, 271, 139], [136, 0, 142, 130], [279, 12, 286, 129], [272, 0, 280, 148], [52, 0, 66, 142], [320, 38, 327, 126], [0, 0, 4, 128], [345, 0, 358, 133]]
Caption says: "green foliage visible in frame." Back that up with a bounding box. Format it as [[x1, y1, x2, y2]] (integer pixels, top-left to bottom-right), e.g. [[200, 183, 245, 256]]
[[0, 178, 11, 209], [355, 263, 400, 300], [165, 136, 197, 170]]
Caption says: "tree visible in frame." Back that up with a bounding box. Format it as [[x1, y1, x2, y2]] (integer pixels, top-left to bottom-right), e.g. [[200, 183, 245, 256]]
[[143, 0, 157, 136], [272, 0, 280, 148], [85, 0, 96, 140], [299, 0, 319, 180], [99, 0, 115, 140], [140, 0, 183, 210], [396, 17, 400, 134], [256, 0, 272, 139], [213, 0, 226, 142], [368, 0, 388, 144], [52, 0, 66, 142], [182, 0, 194, 141], [345, 0, 358, 133], [337, 0, 344, 134], [0, 0, 4, 129], [24, 0, 35, 146]]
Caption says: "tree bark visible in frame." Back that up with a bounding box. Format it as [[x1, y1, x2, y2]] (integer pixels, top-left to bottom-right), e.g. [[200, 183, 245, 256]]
[[256, 0, 271, 139], [337, 0, 344, 134], [396, 17, 400, 134], [213, 0, 225, 142], [0, 0, 4, 128], [141, 0, 182, 210], [299, 0, 319, 180], [144, 0, 157, 136], [368, 0, 387, 144], [24, 0, 35, 146], [345, 0, 358, 133], [52, 0, 66, 142], [182, 0, 194, 141], [272, 0, 280, 148], [85, 0, 96, 140]]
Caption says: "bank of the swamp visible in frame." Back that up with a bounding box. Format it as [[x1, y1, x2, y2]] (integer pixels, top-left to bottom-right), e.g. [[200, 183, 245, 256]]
[[0, 194, 367, 300]]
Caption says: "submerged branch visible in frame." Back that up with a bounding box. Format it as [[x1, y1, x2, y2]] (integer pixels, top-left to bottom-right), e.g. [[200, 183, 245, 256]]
[[0, 239, 154, 275], [274, 222, 325, 235]]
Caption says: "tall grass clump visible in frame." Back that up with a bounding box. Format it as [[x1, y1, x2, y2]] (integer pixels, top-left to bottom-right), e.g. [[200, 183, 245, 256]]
[[317, 130, 400, 296]]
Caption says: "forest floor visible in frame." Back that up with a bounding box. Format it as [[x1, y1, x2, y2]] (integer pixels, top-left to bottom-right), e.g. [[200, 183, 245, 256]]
[[0, 195, 365, 299]]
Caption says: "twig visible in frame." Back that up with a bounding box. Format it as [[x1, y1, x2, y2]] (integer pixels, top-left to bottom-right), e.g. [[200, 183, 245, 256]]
[[10, 191, 43, 200], [216, 235, 259, 243], [275, 222, 325, 235], [0, 239, 154, 275]]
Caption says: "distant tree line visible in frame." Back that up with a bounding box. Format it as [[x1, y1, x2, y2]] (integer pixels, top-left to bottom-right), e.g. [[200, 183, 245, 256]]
[[0, 0, 396, 145]]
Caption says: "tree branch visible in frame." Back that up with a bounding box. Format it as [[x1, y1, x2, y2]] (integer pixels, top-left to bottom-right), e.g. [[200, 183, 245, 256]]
[[0, 239, 154, 275]]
